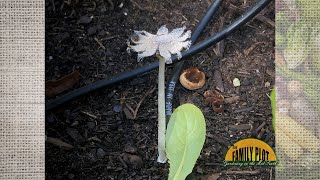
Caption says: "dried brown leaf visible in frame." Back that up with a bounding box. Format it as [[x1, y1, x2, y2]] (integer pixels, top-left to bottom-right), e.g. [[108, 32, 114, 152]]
[[46, 137, 74, 150], [45, 71, 80, 97]]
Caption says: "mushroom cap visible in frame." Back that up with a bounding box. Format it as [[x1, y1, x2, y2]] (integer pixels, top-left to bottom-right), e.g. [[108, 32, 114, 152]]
[[204, 90, 225, 113], [179, 67, 206, 90]]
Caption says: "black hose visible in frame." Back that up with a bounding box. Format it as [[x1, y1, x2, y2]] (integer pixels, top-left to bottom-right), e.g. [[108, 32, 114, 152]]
[[165, 0, 272, 119], [46, 0, 272, 112], [165, 0, 222, 120]]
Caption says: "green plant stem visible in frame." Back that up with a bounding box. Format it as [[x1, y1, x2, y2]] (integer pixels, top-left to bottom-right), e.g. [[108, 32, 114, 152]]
[[157, 57, 167, 163]]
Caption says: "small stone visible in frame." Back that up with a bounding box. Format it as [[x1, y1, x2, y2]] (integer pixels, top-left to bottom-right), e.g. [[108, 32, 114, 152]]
[[118, 2, 123, 8], [78, 15, 92, 24], [122, 153, 143, 169], [113, 104, 122, 113], [233, 78, 241, 87], [265, 81, 271, 88]]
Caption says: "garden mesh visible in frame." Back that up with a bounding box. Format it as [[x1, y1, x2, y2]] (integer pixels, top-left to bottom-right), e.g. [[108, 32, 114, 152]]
[[0, 0, 45, 179], [276, 0, 320, 179]]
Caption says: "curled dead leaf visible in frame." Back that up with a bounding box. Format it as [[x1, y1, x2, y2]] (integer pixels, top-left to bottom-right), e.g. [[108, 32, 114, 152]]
[[45, 71, 80, 97]]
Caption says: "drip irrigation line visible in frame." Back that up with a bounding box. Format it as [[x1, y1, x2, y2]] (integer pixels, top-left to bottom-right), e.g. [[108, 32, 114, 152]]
[[165, 0, 222, 120], [165, 0, 272, 120], [46, 0, 272, 112]]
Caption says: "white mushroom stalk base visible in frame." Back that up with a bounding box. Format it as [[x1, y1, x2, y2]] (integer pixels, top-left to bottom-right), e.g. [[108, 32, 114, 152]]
[[157, 57, 167, 163]]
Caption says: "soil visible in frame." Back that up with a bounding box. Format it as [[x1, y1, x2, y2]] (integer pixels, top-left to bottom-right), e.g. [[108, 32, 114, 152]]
[[45, 0, 275, 179]]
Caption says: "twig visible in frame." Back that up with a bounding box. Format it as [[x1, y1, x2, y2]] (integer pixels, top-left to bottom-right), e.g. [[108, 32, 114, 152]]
[[118, 156, 128, 169], [256, 122, 266, 132], [125, 103, 135, 115], [51, 0, 56, 12], [234, 106, 255, 113], [229, 3, 274, 27], [133, 87, 156, 119], [257, 128, 265, 139], [81, 111, 99, 120], [100, 35, 118, 41], [257, 15, 275, 27], [224, 170, 260, 175], [129, 0, 145, 11], [107, 0, 114, 10], [213, 17, 225, 57], [206, 133, 230, 147], [244, 42, 264, 56], [94, 37, 106, 50]]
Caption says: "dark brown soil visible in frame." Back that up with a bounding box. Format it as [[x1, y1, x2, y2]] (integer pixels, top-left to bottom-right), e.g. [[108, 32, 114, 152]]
[[45, 0, 275, 179]]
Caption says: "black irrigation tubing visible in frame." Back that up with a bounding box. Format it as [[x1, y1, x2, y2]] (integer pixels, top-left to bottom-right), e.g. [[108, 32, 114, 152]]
[[166, 0, 272, 120], [165, 0, 222, 121], [46, 0, 272, 112]]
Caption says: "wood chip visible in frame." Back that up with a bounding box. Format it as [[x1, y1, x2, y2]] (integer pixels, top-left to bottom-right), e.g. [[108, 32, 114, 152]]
[[234, 106, 255, 113], [206, 133, 230, 147], [224, 96, 240, 104], [46, 136, 74, 150], [228, 124, 252, 131], [214, 70, 224, 92], [66, 128, 85, 143], [81, 111, 100, 119]]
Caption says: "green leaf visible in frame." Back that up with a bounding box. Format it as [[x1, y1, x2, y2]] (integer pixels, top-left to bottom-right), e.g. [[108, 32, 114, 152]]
[[270, 87, 276, 130], [284, 22, 311, 69], [166, 104, 206, 180], [275, 11, 291, 35], [297, 0, 320, 23], [276, 33, 287, 50]]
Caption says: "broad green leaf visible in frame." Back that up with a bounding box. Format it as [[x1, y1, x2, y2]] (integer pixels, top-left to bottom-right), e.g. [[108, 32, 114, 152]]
[[297, 0, 320, 23], [284, 22, 311, 69], [275, 11, 291, 35], [270, 87, 276, 130], [276, 33, 287, 50], [166, 104, 206, 180]]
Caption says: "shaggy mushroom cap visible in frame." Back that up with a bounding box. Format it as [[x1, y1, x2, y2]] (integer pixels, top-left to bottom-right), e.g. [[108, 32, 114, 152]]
[[179, 67, 206, 90], [127, 25, 191, 63]]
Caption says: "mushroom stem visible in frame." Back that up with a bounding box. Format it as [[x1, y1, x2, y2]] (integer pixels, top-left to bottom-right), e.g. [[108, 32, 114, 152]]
[[157, 57, 167, 163]]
